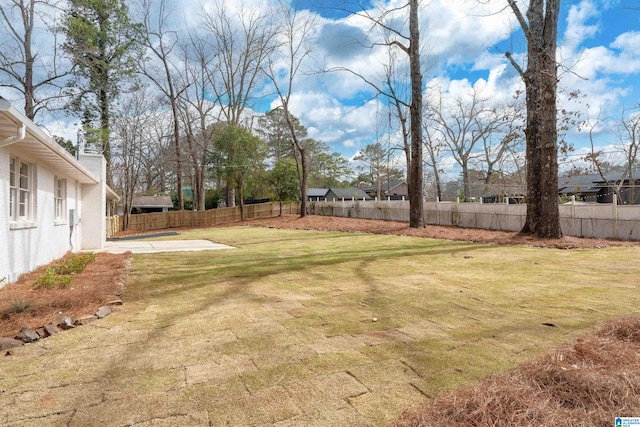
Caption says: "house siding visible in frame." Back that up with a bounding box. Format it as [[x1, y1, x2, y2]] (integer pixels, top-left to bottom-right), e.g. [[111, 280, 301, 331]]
[[78, 153, 107, 250], [1, 147, 83, 286]]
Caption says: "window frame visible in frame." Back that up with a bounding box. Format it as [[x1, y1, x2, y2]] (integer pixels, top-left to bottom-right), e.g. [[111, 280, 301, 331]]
[[9, 156, 36, 229], [54, 176, 67, 223]]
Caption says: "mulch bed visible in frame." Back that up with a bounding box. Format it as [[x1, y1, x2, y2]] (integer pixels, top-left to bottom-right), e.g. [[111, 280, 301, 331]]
[[0, 252, 131, 338], [391, 316, 640, 426]]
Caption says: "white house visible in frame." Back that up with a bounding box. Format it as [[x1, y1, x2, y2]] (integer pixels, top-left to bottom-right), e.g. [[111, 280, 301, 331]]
[[0, 99, 118, 287]]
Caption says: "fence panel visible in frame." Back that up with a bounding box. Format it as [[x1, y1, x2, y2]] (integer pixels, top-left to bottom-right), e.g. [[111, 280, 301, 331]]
[[110, 202, 300, 234], [309, 200, 640, 241], [110, 200, 638, 240]]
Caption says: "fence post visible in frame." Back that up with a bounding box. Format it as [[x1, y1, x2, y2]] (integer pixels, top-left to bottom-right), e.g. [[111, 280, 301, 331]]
[[613, 194, 618, 238]]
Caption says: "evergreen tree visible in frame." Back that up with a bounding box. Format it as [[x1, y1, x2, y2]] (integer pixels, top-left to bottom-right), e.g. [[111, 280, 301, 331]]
[[62, 0, 140, 182]]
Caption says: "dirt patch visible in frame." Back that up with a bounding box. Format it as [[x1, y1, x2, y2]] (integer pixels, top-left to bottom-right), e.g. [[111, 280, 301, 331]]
[[0, 252, 132, 338]]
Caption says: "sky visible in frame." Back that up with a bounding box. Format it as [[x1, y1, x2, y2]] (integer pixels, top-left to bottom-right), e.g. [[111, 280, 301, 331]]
[[286, 0, 640, 175], [2, 0, 640, 179]]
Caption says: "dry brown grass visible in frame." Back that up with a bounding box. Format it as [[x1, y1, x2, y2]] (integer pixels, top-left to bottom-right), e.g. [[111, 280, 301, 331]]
[[0, 252, 131, 337], [391, 317, 640, 427]]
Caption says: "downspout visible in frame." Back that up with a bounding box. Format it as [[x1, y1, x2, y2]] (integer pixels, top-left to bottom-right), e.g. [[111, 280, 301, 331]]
[[0, 123, 27, 147]]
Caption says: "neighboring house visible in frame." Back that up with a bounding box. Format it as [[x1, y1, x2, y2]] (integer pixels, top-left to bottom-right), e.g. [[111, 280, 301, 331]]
[[129, 195, 173, 214], [307, 188, 329, 202], [480, 191, 526, 204], [363, 180, 408, 199], [558, 173, 640, 204], [325, 188, 372, 201], [0, 99, 118, 286]]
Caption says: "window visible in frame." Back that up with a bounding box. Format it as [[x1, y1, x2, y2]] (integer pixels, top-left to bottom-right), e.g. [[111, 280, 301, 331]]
[[54, 177, 66, 221], [9, 157, 35, 225], [9, 157, 15, 219]]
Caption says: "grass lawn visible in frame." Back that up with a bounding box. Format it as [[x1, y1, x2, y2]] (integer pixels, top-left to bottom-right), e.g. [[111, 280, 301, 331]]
[[2, 226, 640, 426], [129, 227, 640, 423]]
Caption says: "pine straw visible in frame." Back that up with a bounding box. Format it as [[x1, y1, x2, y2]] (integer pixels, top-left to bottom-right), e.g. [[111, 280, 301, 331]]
[[392, 317, 640, 427], [0, 252, 132, 338]]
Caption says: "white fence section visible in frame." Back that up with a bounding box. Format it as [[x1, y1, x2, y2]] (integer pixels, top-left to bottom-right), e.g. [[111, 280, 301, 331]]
[[308, 198, 640, 241]]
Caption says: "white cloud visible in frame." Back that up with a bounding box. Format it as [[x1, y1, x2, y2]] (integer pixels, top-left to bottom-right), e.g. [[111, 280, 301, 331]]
[[282, 91, 382, 152], [563, 0, 600, 51]]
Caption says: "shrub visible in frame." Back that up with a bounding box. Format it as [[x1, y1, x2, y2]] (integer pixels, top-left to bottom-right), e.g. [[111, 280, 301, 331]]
[[1, 298, 33, 320], [34, 252, 96, 289]]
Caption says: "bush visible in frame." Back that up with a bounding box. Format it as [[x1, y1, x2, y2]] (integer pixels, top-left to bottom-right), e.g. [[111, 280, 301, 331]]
[[1, 298, 33, 320], [34, 252, 96, 289]]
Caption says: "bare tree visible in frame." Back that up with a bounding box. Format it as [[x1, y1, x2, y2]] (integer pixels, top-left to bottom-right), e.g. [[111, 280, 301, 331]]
[[476, 102, 524, 194], [329, 0, 424, 226], [422, 114, 444, 201], [506, 0, 562, 238], [177, 35, 221, 211], [200, 0, 277, 207], [583, 105, 640, 204], [135, 0, 190, 210], [264, 2, 316, 216], [428, 87, 507, 200], [111, 88, 163, 230], [616, 106, 640, 203], [201, 0, 277, 125], [0, 0, 70, 119]]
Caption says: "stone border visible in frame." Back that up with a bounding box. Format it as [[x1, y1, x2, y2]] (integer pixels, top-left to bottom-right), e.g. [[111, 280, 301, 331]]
[[0, 299, 123, 353], [1, 257, 131, 355]]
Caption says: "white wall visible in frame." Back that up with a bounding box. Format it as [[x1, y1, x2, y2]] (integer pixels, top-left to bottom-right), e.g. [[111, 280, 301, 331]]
[[78, 152, 106, 250], [1, 146, 83, 285]]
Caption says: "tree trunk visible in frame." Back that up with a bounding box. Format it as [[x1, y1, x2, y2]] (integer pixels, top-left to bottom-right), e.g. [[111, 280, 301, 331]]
[[462, 160, 470, 201], [99, 86, 112, 185], [519, 0, 561, 238], [23, 1, 34, 120], [299, 148, 308, 217], [171, 104, 183, 210], [237, 175, 244, 220], [408, 0, 424, 227], [506, 0, 561, 238]]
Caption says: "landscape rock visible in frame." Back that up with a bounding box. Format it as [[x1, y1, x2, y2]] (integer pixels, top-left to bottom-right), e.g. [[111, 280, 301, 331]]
[[107, 299, 123, 306], [58, 316, 76, 330], [36, 327, 47, 338], [44, 324, 59, 336], [74, 315, 98, 326], [95, 306, 111, 319], [15, 327, 39, 343], [0, 338, 23, 351]]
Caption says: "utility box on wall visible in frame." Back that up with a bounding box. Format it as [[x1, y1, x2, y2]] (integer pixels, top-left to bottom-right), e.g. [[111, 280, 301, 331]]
[[69, 209, 79, 226]]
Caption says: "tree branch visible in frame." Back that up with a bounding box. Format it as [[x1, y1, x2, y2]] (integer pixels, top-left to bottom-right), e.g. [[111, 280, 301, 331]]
[[505, 51, 525, 78]]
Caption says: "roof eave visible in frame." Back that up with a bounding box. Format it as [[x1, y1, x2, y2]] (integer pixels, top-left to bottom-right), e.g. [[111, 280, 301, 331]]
[[0, 100, 98, 185]]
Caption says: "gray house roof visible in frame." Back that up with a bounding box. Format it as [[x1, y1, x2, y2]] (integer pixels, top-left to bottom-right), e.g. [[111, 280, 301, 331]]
[[558, 172, 640, 195], [307, 188, 329, 198], [132, 195, 173, 208], [326, 188, 372, 200], [364, 180, 406, 192], [558, 174, 601, 194]]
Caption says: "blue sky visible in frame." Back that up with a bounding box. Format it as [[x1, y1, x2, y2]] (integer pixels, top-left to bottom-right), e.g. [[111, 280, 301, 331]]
[[2, 0, 640, 178], [278, 0, 640, 175]]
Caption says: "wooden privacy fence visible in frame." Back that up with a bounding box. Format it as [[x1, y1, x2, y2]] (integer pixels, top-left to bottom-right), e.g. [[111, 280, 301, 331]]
[[109, 202, 300, 233]]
